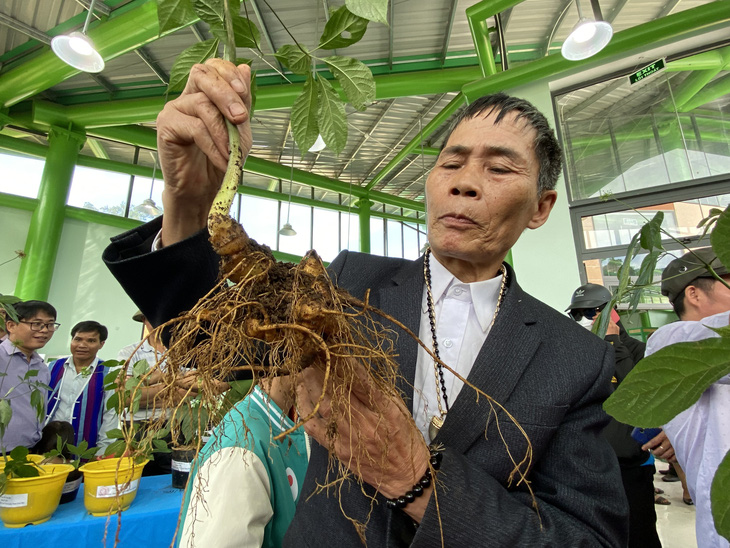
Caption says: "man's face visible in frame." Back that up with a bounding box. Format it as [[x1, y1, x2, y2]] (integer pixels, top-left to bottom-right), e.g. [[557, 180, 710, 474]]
[[425, 110, 556, 280], [5, 312, 56, 356], [70, 331, 105, 362]]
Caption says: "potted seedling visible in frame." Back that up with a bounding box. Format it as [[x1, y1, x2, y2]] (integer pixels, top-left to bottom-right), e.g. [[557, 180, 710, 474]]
[[0, 446, 73, 527], [169, 379, 252, 489], [43, 436, 99, 504]]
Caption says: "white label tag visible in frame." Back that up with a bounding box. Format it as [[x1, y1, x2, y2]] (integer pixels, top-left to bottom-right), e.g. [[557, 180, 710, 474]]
[[95, 479, 139, 498], [62, 476, 83, 494], [0, 493, 28, 508], [171, 460, 191, 473]]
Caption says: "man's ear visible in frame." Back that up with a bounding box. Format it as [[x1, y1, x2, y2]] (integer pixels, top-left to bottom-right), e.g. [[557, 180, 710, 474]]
[[99, 340, 106, 349], [527, 190, 558, 230]]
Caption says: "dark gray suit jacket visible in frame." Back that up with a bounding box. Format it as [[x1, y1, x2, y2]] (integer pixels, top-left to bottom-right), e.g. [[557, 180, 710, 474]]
[[103, 219, 628, 547]]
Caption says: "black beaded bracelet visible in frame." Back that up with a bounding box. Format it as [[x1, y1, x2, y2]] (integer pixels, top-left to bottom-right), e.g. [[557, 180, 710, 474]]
[[386, 448, 443, 510]]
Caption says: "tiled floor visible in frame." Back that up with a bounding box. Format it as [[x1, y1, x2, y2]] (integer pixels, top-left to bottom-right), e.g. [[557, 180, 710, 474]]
[[654, 470, 697, 548]]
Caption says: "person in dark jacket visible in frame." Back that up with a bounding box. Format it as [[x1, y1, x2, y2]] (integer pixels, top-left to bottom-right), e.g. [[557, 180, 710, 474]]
[[568, 283, 661, 548]]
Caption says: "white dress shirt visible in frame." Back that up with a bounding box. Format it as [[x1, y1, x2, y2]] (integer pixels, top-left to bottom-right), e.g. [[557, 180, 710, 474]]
[[646, 310, 730, 548], [413, 255, 503, 443], [47, 356, 119, 454], [117, 340, 169, 421]]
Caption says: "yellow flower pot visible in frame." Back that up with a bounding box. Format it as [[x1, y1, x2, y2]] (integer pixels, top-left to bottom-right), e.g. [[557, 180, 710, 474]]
[[79, 457, 148, 516], [0, 463, 74, 528]]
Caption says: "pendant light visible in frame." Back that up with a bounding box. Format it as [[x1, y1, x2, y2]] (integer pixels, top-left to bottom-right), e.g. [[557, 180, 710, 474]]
[[561, 0, 613, 61], [51, 0, 105, 73], [133, 153, 162, 217], [279, 134, 297, 236]]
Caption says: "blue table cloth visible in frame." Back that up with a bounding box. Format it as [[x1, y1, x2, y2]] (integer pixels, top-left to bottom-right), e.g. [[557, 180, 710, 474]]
[[0, 474, 183, 547]]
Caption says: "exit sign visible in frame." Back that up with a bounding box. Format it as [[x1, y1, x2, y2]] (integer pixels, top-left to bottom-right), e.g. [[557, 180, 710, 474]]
[[629, 59, 666, 85]]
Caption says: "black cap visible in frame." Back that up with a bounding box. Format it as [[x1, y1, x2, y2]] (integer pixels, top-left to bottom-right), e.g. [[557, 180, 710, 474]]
[[566, 283, 612, 311], [132, 310, 145, 323], [661, 248, 728, 303]]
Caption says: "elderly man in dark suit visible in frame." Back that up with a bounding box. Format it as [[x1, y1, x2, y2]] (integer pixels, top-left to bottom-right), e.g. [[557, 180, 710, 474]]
[[103, 60, 628, 547]]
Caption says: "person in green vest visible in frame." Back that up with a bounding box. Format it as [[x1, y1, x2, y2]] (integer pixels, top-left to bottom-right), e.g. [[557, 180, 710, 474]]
[[178, 375, 309, 548]]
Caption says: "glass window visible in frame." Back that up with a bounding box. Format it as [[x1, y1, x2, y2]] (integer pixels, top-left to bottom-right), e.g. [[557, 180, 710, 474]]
[[278, 203, 312, 256], [581, 194, 730, 250], [0, 152, 45, 199], [556, 47, 730, 202], [240, 195, 278, 249], [129, 175, 164, 222], [67, 166, 131, 216], [369, 217, 385, 257], [340, 213, 360, 252], [312, 207, 340, 262], [386, 220, 403, 258], [403, 222, 421, 260]]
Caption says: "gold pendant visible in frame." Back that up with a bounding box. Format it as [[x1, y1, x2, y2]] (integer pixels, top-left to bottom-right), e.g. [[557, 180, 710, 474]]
[[429, 415, 445, 441]]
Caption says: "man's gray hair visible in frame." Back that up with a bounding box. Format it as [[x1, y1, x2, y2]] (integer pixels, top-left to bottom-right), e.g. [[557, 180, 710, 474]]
[[440, 93, 563, 194]]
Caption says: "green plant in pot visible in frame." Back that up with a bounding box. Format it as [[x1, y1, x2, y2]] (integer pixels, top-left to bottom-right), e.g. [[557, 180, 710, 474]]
[[169, 379, 252, 489], [0, 446, 73, 527], [43, 436, 99, 504]]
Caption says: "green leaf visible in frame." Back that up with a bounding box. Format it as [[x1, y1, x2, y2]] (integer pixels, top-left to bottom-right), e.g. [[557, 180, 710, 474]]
[[604, 336, 730, 427], [106, 392, 119, 412], [291, 74, 320, 154], [105, 428, 124, 440], [30, 389, 44, 422], [12, 464, 39, 478], [101, 359, 124, 369], [131, 391, 142, 414], [152, 439, 171, 453], [0, 399, 12, 434], [132, 360, 150, 378], [105, 439, 126, 458], [323, 55, 374, 110], [318, 5, 369, 50], [23, 369, 39, 380], [9, 445, 29, 461], [0, 295, 20, 305], [639, 211, 664, 251], [104, 368, 123, 385], [627, 249, 661, 312], [711, 451, 730, 542], [154, 427, 171, 439], [317, 77, 348, 155], [274, 44, 312, 76], [345, 0, 388, 25], [192, 0, 240, 29], [156, 0, 197, 34], [211, 15, 260, 49], [710, 205, 730, 272], [167, 39, 220, 93]]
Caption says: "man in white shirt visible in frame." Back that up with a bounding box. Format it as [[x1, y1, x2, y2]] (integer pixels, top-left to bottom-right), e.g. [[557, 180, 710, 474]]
[[646, 247, 730, 548], [46, 321, 118, 456]]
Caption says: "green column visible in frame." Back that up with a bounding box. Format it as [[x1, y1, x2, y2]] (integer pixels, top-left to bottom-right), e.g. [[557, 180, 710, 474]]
[[15, 126, 85, 300], [356, 198, 373, 254]]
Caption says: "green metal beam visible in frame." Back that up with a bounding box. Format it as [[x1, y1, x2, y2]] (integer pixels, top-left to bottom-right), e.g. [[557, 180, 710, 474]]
[[87, 138, 110, 160], [0, 1, 194, 108], [65, 205, 143, 231], [462, 1, 730, 102], [0, 192, 37, 212], [664, 45, 730, 111], [665, 49, 727, 71], [365, 93, 466, 191], [88, 126, 158, 149], [25, 66, 483, 129], [679, 73, 730, 112]]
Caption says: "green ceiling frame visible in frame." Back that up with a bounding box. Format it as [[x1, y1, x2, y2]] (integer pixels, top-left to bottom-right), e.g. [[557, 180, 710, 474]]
[[0, 0, 728, 215], [461, 0, 730, 102], [0, 1, 196, 108]]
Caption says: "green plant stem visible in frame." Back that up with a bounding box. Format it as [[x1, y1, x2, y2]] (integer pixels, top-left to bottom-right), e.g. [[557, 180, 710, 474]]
[[208, 0, 245, 230]]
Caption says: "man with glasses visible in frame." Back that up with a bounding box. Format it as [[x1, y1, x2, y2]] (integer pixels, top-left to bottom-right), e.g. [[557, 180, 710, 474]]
[[0, 300, 73, 453], [567, 284, 663, 548]]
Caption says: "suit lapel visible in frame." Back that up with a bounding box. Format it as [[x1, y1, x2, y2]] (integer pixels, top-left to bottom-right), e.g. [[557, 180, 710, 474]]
[[434, 269, 541, 454], [373, 257, 424, 410]]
